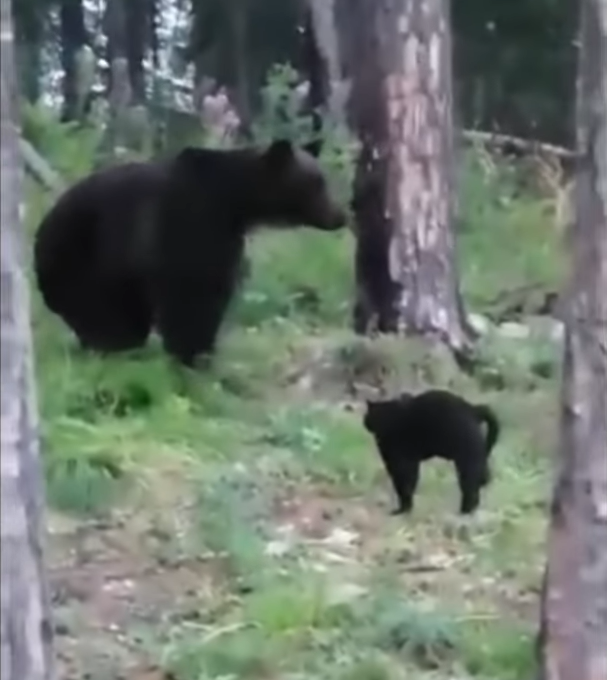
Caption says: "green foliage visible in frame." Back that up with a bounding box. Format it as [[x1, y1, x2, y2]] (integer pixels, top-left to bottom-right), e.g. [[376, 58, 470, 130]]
[[195, 469, 273, 587], [458, 150, 564, 309], [162, 623, 280, 680], [251, 63, 359, 207], [360, 596, 459, 670], [233, 229, 354, 330], [260, 406, 378, 491], [44, 442, 128, 516], [252, 64, 316, 146], [21, 101, 103, 181], [24, 83, 561, 680], [459, 623, 536, 680]]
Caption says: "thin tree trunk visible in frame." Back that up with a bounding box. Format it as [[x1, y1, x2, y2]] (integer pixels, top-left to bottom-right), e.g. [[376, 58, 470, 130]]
[[300, 3, 329, 137], [125, 0, 148, 104], [537, 0, 607, 677], [229, 0, 250, 131], [59, 0, 87, 121], [302, 0, 345, 127], [104, 0, 133, 153], [345, 0, 473, 359], [1, 1, 55, 678]]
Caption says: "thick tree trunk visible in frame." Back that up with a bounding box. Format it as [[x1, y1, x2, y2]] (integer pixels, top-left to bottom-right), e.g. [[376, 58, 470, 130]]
[[537, 0, 607, 678], [59, 0, 87, 121], [1, 1, 55, 678], [345, 0, 472, 358]]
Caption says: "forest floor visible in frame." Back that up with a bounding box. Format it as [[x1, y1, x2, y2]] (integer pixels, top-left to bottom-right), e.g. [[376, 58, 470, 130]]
[[27, 163, 564, 679], [39, 325, 557, 680]]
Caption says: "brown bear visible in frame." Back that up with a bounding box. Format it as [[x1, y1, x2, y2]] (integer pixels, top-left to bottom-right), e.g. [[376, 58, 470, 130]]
[[34, 140, 346, 366]]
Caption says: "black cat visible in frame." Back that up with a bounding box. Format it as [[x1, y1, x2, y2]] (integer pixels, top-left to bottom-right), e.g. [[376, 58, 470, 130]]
[[364, 389, 500, 514]]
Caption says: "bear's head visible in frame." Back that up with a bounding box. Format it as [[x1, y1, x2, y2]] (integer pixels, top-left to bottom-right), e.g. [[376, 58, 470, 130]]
[[260, 139, 347, 231]]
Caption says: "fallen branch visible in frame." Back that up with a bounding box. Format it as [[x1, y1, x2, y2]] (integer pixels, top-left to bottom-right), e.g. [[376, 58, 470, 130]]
[[461, 129, 574, 160], [19, 137, 65, 194]]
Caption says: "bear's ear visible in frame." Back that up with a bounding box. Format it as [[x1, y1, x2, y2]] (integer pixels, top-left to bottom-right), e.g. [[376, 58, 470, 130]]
[[303, 139, 322, 158], [265, 139, 294, 169]]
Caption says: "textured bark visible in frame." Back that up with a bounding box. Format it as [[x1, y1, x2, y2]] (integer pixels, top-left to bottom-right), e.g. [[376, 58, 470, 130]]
[[344, 0, 472, 356], [538, 0, 607, 678], [1, 1, 55, 678]]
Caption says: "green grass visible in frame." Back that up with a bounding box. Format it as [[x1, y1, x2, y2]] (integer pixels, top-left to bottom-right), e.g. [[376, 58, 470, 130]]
[[27, 138, 561, 679]]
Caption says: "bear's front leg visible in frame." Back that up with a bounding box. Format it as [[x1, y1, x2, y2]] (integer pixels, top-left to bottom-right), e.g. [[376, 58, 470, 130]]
[[156, 274, 236, 368]]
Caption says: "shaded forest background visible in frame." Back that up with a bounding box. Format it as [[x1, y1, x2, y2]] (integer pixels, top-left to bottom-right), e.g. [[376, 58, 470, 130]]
[[5, 1, 597, 679], [15, 0, 577, 149]]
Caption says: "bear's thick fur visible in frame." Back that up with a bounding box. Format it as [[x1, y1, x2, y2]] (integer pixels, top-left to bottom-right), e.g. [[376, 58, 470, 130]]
[[34, 140, 346, 366], [364, 389, 500, 515]]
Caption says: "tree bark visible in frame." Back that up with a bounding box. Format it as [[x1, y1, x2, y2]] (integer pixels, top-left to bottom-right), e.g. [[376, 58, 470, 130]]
[[300, 3, 329, 137], [59, 0, 87, 121], [301, 0, 346, 127], [537, 0, 607, 678], [124, 0, 150, 104], [103, 0, 133, 153], [344, 0, 473, 358], [1, 1, 55, 678], [229, 0, 250, 130]]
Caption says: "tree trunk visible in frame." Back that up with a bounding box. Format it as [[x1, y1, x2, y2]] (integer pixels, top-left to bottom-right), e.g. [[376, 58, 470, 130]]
[[300, 3, 329, 137], [103, 0, 133, 154], [124, 0, 149, 104], [1, 1, 55, 678], [344, 0, 473, 359], [537, 0, 607, 677], [301, 0, 345, 128], [59, 0, 87, 121], [229, 0, 250, 131]]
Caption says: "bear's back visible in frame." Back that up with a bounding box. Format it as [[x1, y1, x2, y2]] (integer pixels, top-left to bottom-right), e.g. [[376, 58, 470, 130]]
[[34, 161, 168, 279]]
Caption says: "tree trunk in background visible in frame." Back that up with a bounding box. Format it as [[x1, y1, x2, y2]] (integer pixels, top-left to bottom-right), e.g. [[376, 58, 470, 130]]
[[59, 0, 87, 121], [302, 0, 345, 127], [104, 0, 127, 68], [125, 0, 149, 104], [17, 42, 42, 104], [104, 0, 133, 153], [300, 3, 329, 137], [344, 0, 473, 360], [229, 0, 250, 131], [537, 0, 607, 677], [1, 0, 55, 678]]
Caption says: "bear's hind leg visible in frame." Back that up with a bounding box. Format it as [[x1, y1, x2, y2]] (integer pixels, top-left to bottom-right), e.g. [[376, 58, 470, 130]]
[[68, 277, 152, 353]]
